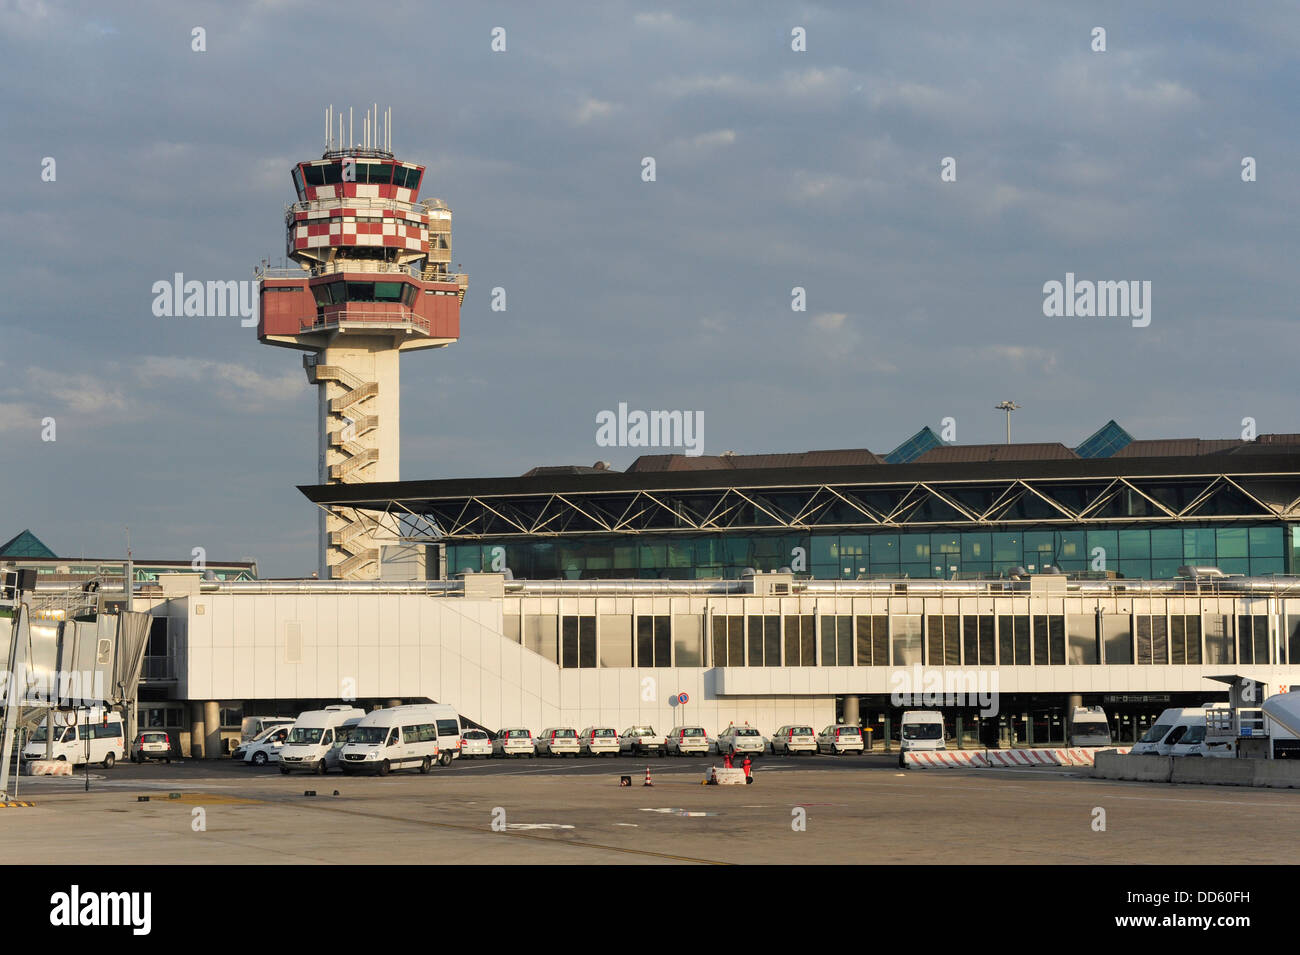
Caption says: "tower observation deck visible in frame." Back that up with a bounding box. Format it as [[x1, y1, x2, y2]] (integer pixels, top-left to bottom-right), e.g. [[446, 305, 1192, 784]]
[[257, 106, 467, 579]]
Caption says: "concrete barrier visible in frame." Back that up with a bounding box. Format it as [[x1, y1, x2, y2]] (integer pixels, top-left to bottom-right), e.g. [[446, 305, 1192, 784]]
[[1170, 758, 1253, 788], [25, 760, 73, 776], [1250, 761, 1300, 789], [1093, 751, 1172, 782]]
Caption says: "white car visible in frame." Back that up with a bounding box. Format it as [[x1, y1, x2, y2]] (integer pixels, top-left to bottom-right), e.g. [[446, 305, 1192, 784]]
[[716, 724, 765, 757], [493, 727, 535, 758], [665, 726, 710, 756], [242, 725, 291, 766], [579, 726, 620, 756], [816, 724, 865, 755], [771, 725, 817, 755], [537, 727, 581, 757], [619, 726, 666, 757], [459, 728, 493, 759]]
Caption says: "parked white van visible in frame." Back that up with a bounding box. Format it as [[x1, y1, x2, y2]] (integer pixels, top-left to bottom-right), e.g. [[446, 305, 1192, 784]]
[[278, 705, 366, 775], [899, 711, 945, 752], [1068, 706, 1113, 747], [239, 715, 295, 743], [1131, 707, 1206, 756], [338, 704, 461, 776], [23, 712, 126, 768]]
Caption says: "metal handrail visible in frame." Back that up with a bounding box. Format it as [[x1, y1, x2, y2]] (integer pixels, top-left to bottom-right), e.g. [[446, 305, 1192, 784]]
[[285, 196, 430, 218]]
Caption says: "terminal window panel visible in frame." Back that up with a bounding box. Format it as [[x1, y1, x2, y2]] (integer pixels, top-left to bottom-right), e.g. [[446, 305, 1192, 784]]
[[673, 615, 705, 667], [891, 615, 923, 667], [963, 615, 995, 666], [1236, 615, 1270, 665], [524, 615, 558, 664], [784, 616, 816, 666], [927, 615, 961, 667], [1289, 615, 1300, 665], [1032, 615, 1065, 665], [1102, 615, 1133, 665], [819, 616, 854, 666], [1135, 615, 1168, 664], [1169, 615, 1202, 664], [712, 615, 745, 667], [561, 616, 597, 668], [636, 616, 671, 667], [748, 615, 782, 666], [855, 615, 889, 665], [1204, 614, 1234, 665], [998, 616, 1031, 665], [1067, 616, 1099, 665], [599, 615, 632, 667]]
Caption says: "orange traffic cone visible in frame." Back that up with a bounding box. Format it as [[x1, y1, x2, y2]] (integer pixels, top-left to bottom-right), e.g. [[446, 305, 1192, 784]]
[[643, 766, 653, 787]]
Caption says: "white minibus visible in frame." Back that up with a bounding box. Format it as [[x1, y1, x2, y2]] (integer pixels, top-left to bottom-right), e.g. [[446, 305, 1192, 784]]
[[338, 704, 461, 776], [278, 705, 366, 775]]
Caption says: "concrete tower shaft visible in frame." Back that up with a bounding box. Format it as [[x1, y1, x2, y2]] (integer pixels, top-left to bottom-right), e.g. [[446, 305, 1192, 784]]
[[257, 108, 467, 579]]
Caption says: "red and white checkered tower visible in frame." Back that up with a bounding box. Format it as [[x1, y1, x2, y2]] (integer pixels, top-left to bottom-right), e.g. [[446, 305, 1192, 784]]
[[258, 106, 466, 579]]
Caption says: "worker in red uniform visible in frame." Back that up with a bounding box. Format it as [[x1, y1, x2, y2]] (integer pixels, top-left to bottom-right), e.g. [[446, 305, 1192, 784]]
[[723, 752, 734, 769], [742, 755, 752, 780]]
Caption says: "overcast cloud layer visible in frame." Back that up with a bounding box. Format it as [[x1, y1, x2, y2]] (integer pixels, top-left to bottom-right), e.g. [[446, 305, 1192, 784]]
[[1, 1, 1296, 575]]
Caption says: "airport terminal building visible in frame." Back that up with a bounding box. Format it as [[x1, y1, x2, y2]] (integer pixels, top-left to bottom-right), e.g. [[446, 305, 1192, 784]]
[[128, 423, 1300, 756]]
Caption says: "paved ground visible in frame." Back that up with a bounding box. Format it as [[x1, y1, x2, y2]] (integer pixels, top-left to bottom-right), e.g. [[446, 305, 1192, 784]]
[[4, 753, 1298, 864]]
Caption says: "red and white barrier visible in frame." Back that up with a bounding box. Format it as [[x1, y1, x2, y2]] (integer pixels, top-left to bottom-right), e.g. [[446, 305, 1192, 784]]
[[903, 751, 989, 768], [983, 748, 1058, 767], [904, 746, 1135, 769], [25, 760, 72, 776]]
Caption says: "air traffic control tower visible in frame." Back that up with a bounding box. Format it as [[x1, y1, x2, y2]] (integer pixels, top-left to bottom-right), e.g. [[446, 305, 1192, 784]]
[[257, 107, 467, 579]]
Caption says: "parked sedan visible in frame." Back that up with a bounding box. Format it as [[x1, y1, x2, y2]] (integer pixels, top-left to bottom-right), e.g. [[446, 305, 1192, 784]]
[[459, 728, 493, 759], [816, 724, 865, 755], [132, 731, 174, 764], [492, 727, 535, 758], [579, 726, 620, 756], [771, 725, 817, 755], [716, 724, 765, 757], [537, 727, 581, 757], [665, 726, 710, 756]]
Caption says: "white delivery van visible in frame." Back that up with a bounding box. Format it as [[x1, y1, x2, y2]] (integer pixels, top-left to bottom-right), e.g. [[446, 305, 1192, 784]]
[[1068, 706, 1113, 747], [899, 711, 946, 753], [23, 711, 126, 768], [278, 705, 366, 775], [338, 704, 461, 776], [1169, 723, 1237, 758], [240, 715, 295, 743], [1131, 707, 1206, 756]]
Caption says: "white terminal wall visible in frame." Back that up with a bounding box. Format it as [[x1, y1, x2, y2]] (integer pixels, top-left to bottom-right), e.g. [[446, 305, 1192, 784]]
[[165, 591, 1300, 733], [177, 592, 834, 732]]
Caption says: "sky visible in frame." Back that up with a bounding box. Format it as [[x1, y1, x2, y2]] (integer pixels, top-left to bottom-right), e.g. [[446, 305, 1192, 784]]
[[1, 0, 1297, 576]]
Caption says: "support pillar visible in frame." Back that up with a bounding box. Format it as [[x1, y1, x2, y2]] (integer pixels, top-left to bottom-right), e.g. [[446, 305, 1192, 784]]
[[204, 701, 221, 760], [189, 702, 206, 759], [842, 695, 860, 727]]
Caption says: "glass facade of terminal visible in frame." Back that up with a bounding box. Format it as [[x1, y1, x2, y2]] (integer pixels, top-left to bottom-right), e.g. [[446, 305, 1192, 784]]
[[447, 522, 1297, 580]]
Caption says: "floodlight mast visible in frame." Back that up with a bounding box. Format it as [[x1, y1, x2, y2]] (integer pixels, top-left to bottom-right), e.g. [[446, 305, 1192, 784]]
[[995, 401, 1021, 445]]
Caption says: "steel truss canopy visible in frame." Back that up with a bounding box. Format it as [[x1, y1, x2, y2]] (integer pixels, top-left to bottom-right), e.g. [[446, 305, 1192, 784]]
[[299, 451, 1300, 542]]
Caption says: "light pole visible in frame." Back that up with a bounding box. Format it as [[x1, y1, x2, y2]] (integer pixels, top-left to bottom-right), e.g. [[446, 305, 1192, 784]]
[[994, 401, 1021, 445]]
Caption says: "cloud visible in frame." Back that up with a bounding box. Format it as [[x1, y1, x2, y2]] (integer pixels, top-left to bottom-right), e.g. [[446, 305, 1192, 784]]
[[812, 311, 847, 331], [573, 97, 619, 125], [25, 368, 130, 416], [136, 356, 302, 404]]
